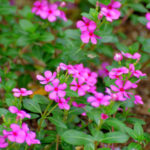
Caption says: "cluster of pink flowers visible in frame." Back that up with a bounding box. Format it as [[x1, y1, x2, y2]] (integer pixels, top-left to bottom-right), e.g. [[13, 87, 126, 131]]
[[0, 107, 40, 148], [12, 88, 33, 98], [99, 62, 109, 78], [2, 123, 40, 146], [0, 76, 1, 83], [37, 70, 69, 110], [106, 52, 146, 104], [76, 17, 101, 44], [146, 12, 150, 29], [100, 0, 121, 22], [9, 106, 31, 120], [37, 63, 98, 110], [32, 0, 67, 22]]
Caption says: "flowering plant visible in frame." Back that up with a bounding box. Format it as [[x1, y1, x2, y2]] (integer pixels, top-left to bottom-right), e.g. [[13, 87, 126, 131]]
[[0, 0, 150, 149]]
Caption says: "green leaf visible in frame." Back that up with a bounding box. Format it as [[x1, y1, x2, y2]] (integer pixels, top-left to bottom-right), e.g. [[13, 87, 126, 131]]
[[84, 143, 95, 150], [0, 6, 16, 15], [98, 0, 111, 5], [66, 89, 79, 97], [129, 42, 139, 54], [104, 118, 127, 132], [40, 32, 54, 42], [48, 117, 67, 129], [88, 0, 97, 5], [23, 99, 42, 113], [134, 123, 144, 141], [33, 95, 49, 104], [138, 17, 148, 25], [98, 148, 111, 150], [126, 117, 145, 125], [101, 132, 129, 143], [19, 19, 36, 32], [129, 4, 148, 13], [62, 130, 94, 145], [0, 108, 8, 117], [147, 3, 150, 9], [125, 127, 137, 139], [127, 143, 142, 150]]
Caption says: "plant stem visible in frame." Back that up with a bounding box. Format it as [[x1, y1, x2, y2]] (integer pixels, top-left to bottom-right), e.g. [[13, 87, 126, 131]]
[[56, 135, 59, 150], [45, 103, 58, 118], [38, 101, 53, 131]]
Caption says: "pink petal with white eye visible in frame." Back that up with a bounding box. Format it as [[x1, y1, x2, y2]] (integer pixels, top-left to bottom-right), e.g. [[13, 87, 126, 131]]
[[12, 88, 20, 93], [81, 32, 90, 43], [48, 15, 57, 22], [70, 86, 77, 91], [52, 79, 60, 86], [110, 85, 119, 92], [49, 91, 57, 100], [44, 71, 52, 78], [14, 93, 21, 97], [8, 135, 16, 142], [45, 85, 53, 92], [36, 75, 45, 81], [58, 90, 66, 97], [9, 106, 18, 113]]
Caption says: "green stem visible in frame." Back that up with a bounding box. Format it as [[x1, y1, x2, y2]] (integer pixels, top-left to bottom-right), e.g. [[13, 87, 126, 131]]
[[25, 144, 28, 150], [45, 103, 58, 118], [38, 101, 53, 131], [56, 135, 59, 150]]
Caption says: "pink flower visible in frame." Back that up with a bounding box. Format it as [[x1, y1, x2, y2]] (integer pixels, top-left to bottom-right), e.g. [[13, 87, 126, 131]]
[[101, 113, 108, 120], [100, 0, 121, 22], [56, 98, 70, 110], [46, 4, 60, 22], [134, 95, 143, 105], [58, 10, 67, 21], [99, 62, 109, 78], [81, 112, 86, 116], [32, 0, 48, 17], [36, 70, 56, 84], [59, 63, 76, 74], [129, 64, 146, 78], [6, 124, 26, 143], [12, 88, 32, 97], [22, 123, 40, 145], [121, 52, 141, 60], [114, 53, 123, 61], [45, 79, 67, 100], [110, 80, 137, 100], [81, 30, 101, 44], [146, 13, 150, 29], [9, 106, 31, 119], [76, 17, 96, 32], [0, 136, 8, 148], [0, 77, 1, 82], [70, 78, 89, 96], [109, 67, 129, 79], [72, 101, 85, 108], [101, 7, 120, 22], [105, 87, 121, 101], [87, 92, 111, 107]]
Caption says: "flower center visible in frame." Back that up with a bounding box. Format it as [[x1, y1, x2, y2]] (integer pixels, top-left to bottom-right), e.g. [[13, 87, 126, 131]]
[[54, 87, 58, 91], [86, 22, 89, 26], [46, 78, 49, 82], [89, 32, 93, 36], [48, 10, 52, 14], [119, 88, 124, 92], [97, 98, 102, 102], [77, 84, 81, 88], [13, 132, 18, 136], [108, 6, 112, 9]]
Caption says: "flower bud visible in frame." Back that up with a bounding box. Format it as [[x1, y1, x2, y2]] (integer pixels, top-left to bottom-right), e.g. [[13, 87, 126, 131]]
[[114, 53, 123, 61]]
